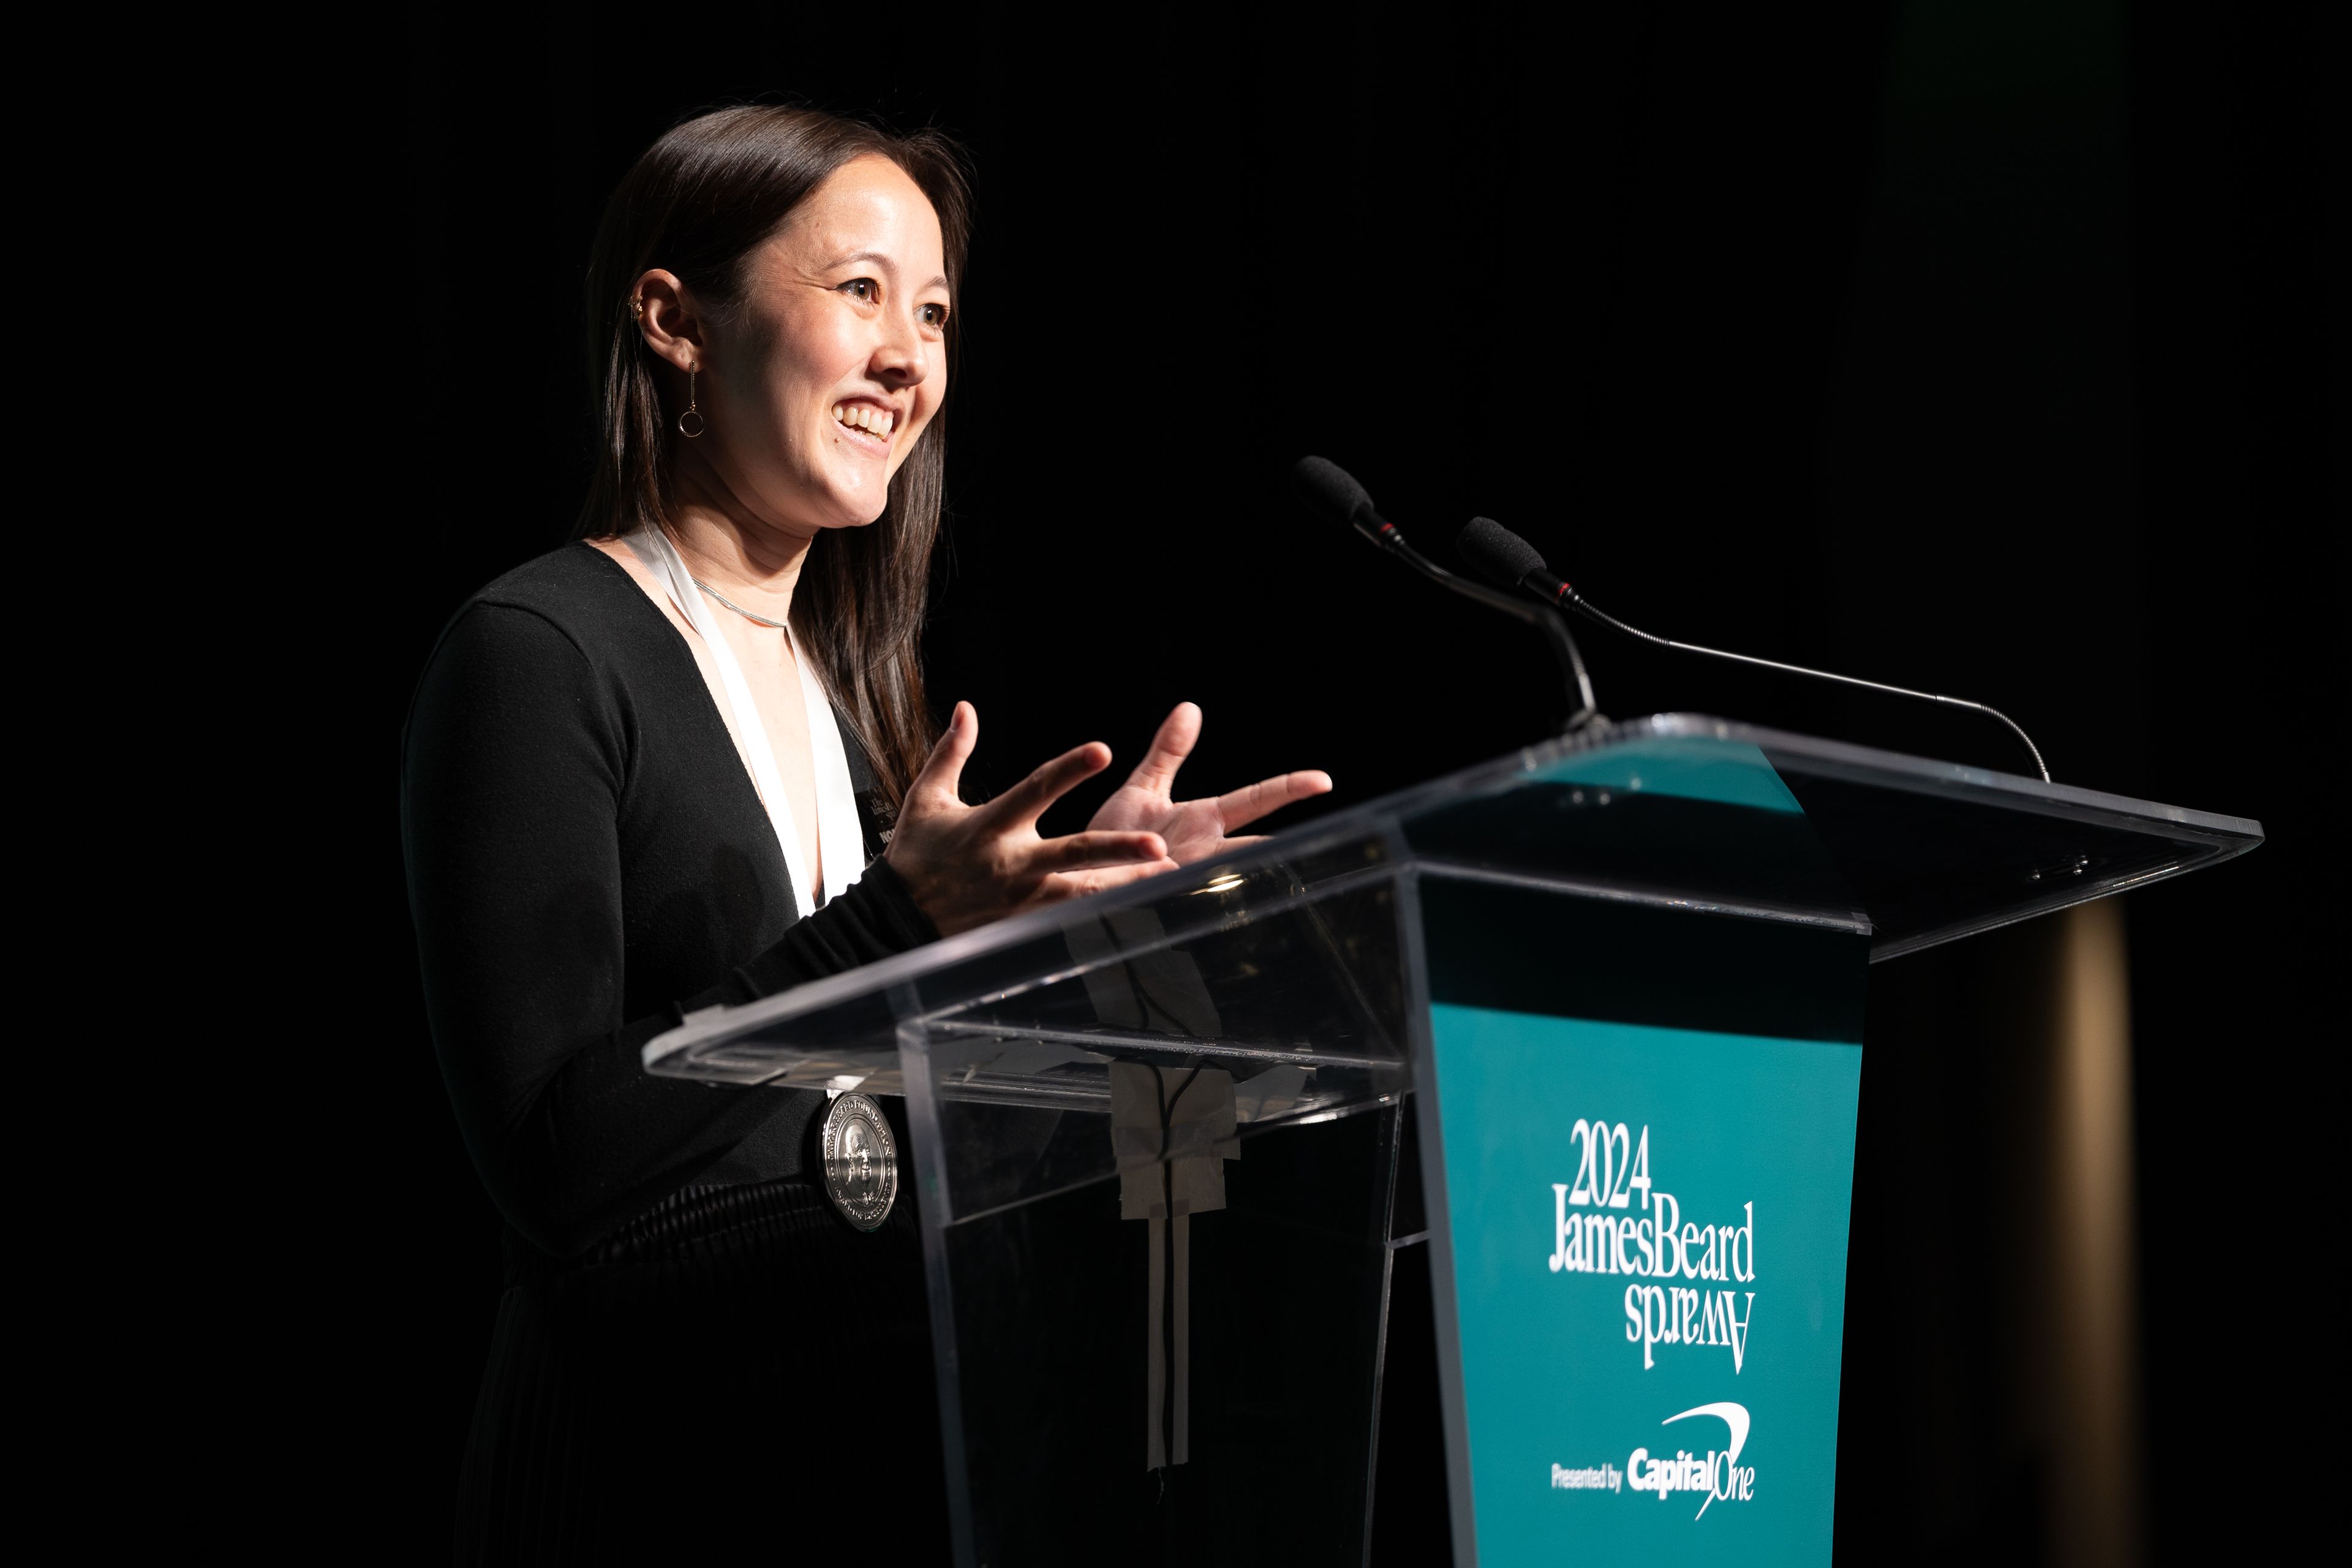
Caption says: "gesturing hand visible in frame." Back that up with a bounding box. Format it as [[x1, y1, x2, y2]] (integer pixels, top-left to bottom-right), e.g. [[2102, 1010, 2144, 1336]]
[[886, 702, 1175, 937], [1083, 702, 1332, 870]]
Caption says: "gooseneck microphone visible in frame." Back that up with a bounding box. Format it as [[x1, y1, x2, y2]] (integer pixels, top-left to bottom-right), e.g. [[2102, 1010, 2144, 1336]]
[[1292, 459, 1599, 729], [1454, 516, 2052, 781]]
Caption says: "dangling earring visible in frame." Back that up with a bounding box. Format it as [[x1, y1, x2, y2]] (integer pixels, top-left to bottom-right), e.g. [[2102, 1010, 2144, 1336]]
[[679, 363, 705, 439]]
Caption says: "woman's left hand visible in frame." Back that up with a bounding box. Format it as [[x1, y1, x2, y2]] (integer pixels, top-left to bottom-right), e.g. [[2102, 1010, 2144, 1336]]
[[1079, 702, 1332, 873]]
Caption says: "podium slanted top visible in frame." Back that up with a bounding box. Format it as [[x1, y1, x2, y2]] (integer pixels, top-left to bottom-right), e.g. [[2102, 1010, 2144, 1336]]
[[643, 714, 2259, 1098]]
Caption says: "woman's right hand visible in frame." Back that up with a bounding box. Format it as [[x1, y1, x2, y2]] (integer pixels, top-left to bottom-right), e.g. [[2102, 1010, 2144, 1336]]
[[886, 702, 1177, 937]]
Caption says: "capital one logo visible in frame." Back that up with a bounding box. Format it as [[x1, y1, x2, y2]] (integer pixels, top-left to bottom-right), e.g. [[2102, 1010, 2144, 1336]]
[[1628, 1403, 1755, 1519]]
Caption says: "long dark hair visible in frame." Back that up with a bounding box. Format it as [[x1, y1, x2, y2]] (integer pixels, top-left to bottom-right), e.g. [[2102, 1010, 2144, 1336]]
[[575, 105, 970, 808]]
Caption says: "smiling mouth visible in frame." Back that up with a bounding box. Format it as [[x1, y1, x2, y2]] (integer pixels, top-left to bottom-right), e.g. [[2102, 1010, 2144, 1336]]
[[832, 404, 895, 440]]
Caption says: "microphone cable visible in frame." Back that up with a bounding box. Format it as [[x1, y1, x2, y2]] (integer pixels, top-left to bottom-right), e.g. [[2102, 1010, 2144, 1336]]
[[1456, 514, 2051, 782]]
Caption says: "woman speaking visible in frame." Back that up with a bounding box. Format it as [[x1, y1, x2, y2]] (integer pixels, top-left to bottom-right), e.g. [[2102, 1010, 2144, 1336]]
[[401, 105, 1328, 1560]]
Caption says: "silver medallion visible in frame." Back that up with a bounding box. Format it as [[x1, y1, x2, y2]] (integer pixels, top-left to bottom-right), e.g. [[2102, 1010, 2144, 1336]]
[[818, 1092, 899, 1231]]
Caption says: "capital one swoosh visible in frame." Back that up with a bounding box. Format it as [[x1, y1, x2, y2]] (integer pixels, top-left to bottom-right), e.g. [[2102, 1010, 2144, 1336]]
[[1662, 1402, 1749, 1519]]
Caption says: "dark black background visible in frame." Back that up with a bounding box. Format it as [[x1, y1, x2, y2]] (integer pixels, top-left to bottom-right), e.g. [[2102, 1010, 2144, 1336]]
[[282, 2, 2335, 1559]]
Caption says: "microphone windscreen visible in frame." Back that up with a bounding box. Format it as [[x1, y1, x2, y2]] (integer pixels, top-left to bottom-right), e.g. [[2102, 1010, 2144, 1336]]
[[1456, 516, 1549, 589], [1291, 456, 1374, 526]]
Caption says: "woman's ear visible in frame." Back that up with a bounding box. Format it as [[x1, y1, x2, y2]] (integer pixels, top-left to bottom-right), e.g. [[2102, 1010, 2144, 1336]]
[[630, 269, 706, 371]]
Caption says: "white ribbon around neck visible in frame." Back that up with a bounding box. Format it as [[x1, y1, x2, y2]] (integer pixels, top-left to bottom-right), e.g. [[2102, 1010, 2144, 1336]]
[[625, 525, 866, 919]]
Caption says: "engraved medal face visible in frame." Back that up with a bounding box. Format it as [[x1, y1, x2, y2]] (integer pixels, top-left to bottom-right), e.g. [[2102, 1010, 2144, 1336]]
[[819, 1092, 898, 1231]]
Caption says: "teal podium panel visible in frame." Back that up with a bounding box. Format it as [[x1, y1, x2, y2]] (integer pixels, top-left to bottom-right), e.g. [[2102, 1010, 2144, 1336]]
[[1410, 746, 1871, 1568], [1428, 1006, 1861, 1564]]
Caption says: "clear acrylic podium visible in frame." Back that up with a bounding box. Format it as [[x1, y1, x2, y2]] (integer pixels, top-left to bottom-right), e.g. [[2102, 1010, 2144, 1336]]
[[643, 715, 2259, 1567]]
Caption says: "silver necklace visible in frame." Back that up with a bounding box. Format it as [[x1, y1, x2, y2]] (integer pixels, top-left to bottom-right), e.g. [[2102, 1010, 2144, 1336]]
[[693, 576, 790, 630]]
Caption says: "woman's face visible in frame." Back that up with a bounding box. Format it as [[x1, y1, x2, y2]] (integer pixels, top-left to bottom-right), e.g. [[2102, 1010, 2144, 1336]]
[[688, 155, 951, 535]]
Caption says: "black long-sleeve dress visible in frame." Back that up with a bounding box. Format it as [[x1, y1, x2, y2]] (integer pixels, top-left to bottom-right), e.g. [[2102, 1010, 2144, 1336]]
[[402, 543, 949, 1562]]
